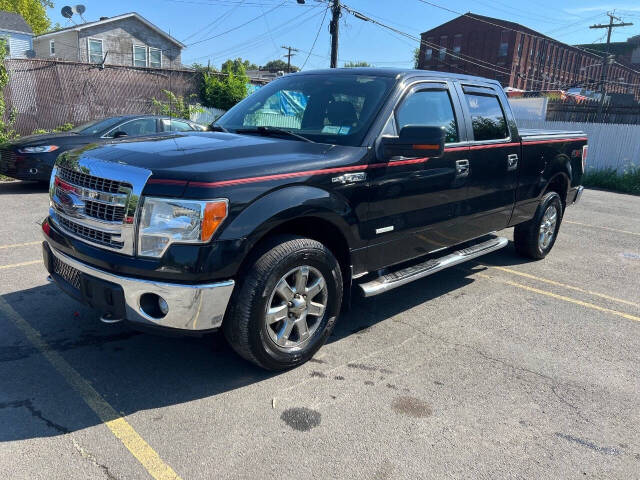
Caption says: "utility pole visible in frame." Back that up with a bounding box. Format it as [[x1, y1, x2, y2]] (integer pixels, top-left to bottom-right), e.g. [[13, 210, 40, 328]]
[[590, 12, 633, 120], [296, 0, 341, 68], [281, 45, 299, 73], [329, 0, 341, 68]]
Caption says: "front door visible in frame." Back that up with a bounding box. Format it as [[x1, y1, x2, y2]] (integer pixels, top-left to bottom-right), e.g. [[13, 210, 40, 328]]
[[364, 81, 471, 271]]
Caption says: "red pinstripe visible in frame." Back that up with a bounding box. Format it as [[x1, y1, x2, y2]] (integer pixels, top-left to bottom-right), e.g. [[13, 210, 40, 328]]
[[149, 137, 586, 189]]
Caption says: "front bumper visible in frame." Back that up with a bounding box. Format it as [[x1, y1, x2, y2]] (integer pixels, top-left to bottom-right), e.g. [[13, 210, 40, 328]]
[[43, 241, 235, 332]]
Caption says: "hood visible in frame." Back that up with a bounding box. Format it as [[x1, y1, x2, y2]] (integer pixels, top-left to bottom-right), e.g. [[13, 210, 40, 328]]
[[57, 132, 365, 183], [12, 132, 94, 147]]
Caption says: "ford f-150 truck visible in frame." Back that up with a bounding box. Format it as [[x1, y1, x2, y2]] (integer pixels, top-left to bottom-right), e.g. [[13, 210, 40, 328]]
[[42, 68, 588, 370]]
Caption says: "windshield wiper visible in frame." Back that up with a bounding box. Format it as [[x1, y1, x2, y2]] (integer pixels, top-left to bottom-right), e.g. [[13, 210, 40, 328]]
[[235, 126, 315, 143], [209, 124, 229, 133]]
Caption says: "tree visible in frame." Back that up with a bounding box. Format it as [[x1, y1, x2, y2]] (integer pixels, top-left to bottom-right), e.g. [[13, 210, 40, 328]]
[[151, 90, 203, 120], [413, 48, 420, 69], [222, 58, 259, 73], [0, 40, 17, 148], [343, 61, 372, 68], [0, 0, 53, 35], [261, 59, 298, 73], [200, 62, 249, 110]]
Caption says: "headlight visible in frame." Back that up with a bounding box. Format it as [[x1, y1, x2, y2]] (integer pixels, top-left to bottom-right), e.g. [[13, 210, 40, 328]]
[[18, 145, 59, 153], [138, 197, 228, 258]]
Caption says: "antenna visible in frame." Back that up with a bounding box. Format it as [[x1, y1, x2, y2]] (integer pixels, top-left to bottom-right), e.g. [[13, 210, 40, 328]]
[[61, 6, 73, 18]]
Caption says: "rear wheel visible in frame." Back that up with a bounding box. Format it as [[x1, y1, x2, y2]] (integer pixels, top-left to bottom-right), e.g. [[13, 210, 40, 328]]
[[224, 235, 343, 370], [514, 191, 563, 260]]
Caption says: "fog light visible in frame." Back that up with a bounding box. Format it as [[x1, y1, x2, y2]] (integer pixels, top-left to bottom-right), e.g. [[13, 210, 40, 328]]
[[158, 296, 169, 315], [139, 293, 168, 319]]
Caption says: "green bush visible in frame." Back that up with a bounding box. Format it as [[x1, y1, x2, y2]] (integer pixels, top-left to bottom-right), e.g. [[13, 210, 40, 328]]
[[0, 39, 17, 146], [151, 90, 203, 120], [31, 123, 75, 135], [199, 63, 249, 111], [582, 164, 640, 196]]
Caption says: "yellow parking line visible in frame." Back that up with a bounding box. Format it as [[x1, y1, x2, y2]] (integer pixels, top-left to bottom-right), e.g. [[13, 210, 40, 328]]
[[0, 297, 182, 480], [0, 241, 40, 250], [486, 265, 640, 309], [0, 260, 41, 270], [564, 220, 640, 237], [476, 272, 640, 323]]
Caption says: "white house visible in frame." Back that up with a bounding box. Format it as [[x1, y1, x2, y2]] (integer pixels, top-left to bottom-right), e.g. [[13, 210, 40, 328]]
[[0, 11, 33, 58]]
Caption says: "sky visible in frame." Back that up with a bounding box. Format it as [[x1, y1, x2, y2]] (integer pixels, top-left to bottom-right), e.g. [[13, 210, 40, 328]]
[[45, 0, 640, 70]]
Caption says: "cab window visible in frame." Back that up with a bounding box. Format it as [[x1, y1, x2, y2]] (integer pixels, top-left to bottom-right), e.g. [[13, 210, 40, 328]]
[[464, 93, 509, 141], [396, 88, 459, 143], [162, 119, 194, 132]]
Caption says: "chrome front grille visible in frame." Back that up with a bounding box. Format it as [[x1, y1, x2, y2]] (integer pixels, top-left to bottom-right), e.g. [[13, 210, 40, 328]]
[[84, 200, 126, 222], [57, 215, 124, 249], [57, 166, 125, 194], [50, 155, 151, 255]]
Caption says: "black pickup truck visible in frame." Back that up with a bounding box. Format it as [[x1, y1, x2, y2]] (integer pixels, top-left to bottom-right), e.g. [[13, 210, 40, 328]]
[[42, 68, 588, 370]]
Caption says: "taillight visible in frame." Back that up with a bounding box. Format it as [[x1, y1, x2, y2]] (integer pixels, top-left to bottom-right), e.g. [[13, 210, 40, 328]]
[[582, 145, 588, 172]]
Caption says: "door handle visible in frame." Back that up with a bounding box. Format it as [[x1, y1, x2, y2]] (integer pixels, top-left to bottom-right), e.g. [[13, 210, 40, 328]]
[[455, 159, 469, 178], [507, 154, 519, 171]]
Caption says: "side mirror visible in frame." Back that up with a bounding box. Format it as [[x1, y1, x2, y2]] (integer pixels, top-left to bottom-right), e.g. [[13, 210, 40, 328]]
[[112, 131, 128, 139], [381, 125, 446, 160]]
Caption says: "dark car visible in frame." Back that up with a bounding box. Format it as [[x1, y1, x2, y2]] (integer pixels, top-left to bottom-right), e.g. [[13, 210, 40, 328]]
[[0, 115, 206, 182], [42, 68, 587, 370]]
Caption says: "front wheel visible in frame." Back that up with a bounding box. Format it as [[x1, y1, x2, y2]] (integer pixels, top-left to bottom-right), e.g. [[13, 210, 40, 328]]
[[514, 191, 563, 260], [223, 235, 343, 370]]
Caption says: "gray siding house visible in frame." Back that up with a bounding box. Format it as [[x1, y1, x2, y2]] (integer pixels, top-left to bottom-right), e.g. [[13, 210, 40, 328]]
[[33, 13, 185, 67], [0, 11, 34, 58]]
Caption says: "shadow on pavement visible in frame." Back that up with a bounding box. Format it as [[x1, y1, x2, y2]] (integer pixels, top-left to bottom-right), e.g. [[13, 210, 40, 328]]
[[0, 262, 481, 442]]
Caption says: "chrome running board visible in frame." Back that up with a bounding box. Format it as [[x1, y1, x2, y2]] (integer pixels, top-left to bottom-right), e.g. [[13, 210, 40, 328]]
[[358, 235, 508, 297]]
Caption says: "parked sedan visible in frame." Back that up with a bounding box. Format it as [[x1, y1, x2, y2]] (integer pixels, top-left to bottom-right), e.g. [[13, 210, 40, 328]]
[[0, 115, 206, 182]]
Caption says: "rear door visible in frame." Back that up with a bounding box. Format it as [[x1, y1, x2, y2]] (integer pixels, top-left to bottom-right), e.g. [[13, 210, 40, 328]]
[[457, 84, 519, 238], [365, 80, 471, 271]]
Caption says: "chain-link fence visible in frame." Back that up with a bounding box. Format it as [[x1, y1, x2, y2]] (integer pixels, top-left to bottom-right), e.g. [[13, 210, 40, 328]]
[[4, 58, 202, 135]]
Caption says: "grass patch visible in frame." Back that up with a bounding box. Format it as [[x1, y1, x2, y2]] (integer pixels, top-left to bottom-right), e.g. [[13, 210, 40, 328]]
[[0, 173, 15, 182], [582, 165, 640, 196]]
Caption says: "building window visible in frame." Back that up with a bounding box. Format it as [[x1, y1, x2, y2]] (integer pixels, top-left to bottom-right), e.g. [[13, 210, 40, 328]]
[[88, 38, 103, 63], [133, 45, 147, 67], [425, 48, 433, 61], [453, 34, 462, 54], [149, 48, 162, 68], [49, 40, 55, 55], [439, 35, 447, 61], [498, 31, 509, 57]]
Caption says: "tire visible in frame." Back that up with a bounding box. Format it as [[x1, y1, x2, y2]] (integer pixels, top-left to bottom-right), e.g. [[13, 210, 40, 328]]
[[514, 191, 563, 260], [223, 235, 343, 370]]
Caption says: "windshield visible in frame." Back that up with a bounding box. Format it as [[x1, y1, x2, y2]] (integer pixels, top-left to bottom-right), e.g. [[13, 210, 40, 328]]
[[70, 118, 126, 135], [216, 73, 396, 146]]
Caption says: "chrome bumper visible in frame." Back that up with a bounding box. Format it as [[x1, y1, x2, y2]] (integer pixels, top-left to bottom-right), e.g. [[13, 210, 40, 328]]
[[47, 245, 234, 331]]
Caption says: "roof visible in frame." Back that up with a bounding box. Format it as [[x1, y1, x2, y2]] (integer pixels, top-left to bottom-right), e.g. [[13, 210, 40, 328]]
[[34, 12, 185, 48], [292, 67, 499, 85], [0, 10, 33, 35]]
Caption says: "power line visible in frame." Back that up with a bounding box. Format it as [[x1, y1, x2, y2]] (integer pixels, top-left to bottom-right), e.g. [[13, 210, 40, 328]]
[[301, 5, 329, 70]]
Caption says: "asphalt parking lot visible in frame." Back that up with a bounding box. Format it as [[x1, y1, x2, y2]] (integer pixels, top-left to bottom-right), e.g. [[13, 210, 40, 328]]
[[0, 181, 639, 479]]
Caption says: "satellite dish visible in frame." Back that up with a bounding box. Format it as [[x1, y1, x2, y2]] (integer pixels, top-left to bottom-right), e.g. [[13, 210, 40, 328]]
[[61, 6, 73, 18], [74, 4, 86, 15], [26, 49, 36, 58]]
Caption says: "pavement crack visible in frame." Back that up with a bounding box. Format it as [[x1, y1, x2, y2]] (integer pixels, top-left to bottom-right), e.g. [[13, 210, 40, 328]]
[[392, 318, 595, 425], [0, 399, 69, 433], [72, 438, 119, 480]]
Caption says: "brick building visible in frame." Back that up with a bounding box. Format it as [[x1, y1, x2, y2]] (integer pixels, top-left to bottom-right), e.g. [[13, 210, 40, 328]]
[[417, 13, 640, 100]]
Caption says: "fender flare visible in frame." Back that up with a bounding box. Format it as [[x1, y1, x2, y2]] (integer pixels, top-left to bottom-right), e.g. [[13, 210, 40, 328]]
[[218, 185, 359, 254], [542, 153, 572, 200]]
